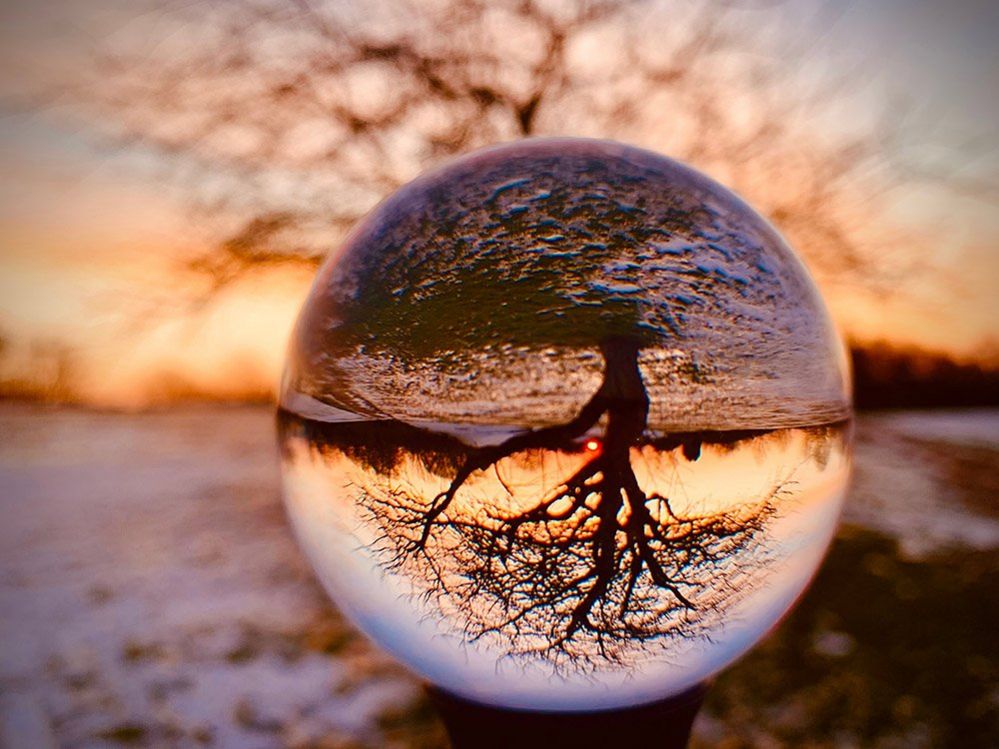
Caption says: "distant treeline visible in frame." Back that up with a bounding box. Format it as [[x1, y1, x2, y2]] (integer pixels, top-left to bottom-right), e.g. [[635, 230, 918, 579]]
[[2, 332, 996, 411], [851, 343, 999, 410]]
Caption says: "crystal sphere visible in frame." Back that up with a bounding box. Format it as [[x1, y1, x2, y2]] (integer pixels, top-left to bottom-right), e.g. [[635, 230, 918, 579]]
[[278, 138, 852, 711]]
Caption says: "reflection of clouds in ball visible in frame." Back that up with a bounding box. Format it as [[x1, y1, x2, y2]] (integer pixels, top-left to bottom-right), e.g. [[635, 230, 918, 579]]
[[280, 138, 852, 710]]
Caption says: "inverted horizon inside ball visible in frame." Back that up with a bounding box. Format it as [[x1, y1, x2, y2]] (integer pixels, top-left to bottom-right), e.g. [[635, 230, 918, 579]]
[[278, 138, 852, 711]]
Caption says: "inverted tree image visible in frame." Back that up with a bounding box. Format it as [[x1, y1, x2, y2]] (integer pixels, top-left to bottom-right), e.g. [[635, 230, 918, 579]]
[[284, 342, 801, 669], [279, 140, 851, 696]]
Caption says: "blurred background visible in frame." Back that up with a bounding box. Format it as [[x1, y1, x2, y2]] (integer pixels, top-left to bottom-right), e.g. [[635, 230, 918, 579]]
[[0, 1, 996, 747]]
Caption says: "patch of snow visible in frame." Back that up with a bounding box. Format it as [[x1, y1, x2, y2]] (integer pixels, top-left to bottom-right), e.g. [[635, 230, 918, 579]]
[[0, 404, 994, 744], [844, 412, 999, 559]]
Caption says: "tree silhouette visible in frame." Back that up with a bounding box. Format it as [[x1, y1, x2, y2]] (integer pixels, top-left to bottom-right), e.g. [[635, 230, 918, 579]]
[[356, 338, 783, 667], [281, 335, 793, 668], [67, 0, 934, 304]]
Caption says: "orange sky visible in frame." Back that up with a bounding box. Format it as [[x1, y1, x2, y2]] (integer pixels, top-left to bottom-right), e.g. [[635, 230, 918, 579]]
[[0, 1, 997, 407], [0, 125, 993, 408]]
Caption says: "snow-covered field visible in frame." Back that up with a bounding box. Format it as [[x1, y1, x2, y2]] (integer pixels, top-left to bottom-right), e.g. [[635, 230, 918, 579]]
[[0, 405, 996, 748]]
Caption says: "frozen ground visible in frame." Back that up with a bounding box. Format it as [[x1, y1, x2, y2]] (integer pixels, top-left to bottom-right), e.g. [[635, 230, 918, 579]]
[[0, 404, 996, 748], [847, 410, 999, 558]]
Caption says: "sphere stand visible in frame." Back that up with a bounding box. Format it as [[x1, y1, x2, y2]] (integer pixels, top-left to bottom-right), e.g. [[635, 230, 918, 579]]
[[427, 682, 707, 749]]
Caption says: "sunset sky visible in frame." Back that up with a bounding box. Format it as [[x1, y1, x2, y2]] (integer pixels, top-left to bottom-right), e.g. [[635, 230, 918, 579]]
[[0, 0, 996, 407]]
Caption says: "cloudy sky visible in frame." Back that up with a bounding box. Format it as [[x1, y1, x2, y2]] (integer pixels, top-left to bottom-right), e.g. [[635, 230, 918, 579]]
[[0, 0, 996, 406]]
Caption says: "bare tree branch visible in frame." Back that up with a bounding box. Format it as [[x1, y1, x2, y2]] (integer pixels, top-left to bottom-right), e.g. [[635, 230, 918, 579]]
[[51, 0, 982, 310]]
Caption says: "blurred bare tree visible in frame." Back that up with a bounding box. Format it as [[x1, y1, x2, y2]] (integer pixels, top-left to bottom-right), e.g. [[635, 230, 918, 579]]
[[74, 0, 921, 301]]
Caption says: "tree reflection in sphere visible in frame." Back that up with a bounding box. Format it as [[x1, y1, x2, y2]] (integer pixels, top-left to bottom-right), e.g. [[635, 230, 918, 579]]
[[278, 138, 852, 711]]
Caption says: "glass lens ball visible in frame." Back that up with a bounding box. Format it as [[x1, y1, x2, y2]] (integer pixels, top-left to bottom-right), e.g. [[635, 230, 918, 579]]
[[278, 138, 852, 711]]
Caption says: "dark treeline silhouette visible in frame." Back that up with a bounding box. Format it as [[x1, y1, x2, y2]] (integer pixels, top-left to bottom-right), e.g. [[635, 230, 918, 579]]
[[851, 343, 999, 410], [3, 340, 995, 410]]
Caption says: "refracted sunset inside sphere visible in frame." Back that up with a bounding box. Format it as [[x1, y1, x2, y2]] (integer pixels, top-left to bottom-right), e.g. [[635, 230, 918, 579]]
[[278, 138, 852, 710]]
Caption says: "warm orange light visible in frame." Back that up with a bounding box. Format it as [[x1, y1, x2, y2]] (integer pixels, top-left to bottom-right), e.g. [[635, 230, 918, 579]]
[[585, 439, 601, 452]]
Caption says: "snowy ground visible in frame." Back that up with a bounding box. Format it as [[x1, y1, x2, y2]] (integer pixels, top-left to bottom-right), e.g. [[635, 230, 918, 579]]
[[847, 409, 999, 558], [0, 404, 996, 748]]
